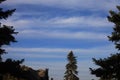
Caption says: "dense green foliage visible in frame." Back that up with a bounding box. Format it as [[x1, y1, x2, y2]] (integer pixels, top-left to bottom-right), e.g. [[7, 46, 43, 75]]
[[64, 51, 79, 80], [90, 6, 120, 80]]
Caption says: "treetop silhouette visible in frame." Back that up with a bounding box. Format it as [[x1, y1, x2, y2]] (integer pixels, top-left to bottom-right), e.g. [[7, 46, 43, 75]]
[[64, 51, 79, 80]]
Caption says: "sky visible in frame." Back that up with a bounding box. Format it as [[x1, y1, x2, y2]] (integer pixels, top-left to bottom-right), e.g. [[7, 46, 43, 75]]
[[1, 0, 120, 80]]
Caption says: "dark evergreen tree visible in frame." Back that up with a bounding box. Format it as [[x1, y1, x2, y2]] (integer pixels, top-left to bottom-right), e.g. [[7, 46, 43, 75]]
[[108, 6, 120, 50], [90, 6, 120, 80], [0, 0, 16, 62], [0, 0, 24, 80], [64, 51, 79, 80]]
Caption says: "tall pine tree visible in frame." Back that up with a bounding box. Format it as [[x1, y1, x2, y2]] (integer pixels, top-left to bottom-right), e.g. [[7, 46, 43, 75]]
[[64, 51, 79, 80], [90, 6, 120, 80]]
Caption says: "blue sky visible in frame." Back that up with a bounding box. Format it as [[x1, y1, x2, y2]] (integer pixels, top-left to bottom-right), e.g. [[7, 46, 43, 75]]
[[1, 0, 120, 80]]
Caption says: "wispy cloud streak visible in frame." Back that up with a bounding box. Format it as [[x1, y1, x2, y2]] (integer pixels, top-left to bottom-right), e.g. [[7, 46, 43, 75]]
[[18, 30, 108, 40], [4, 0, 119, 11], [6, 44, 116, 55], [2, 16, 112, 29]]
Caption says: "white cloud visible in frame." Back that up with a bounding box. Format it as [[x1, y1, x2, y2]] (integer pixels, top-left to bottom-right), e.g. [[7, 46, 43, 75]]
[[2, 16, 112, 30], [4, 0, 119, 11], [52, 16, 112, 27], [18, 29, 107, 40], [5, 44, 116, 58], [6, 47, 70, 53], [3, 16, 109, 40], [1, 14, 112, 41]]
